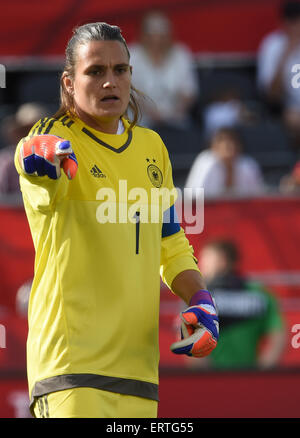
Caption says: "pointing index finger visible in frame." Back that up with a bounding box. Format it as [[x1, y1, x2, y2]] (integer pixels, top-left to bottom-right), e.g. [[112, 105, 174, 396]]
[[55, 140, 73, 158]]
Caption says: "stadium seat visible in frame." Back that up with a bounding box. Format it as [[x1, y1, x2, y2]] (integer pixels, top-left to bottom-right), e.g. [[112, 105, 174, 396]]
[[236, 121, 297, 185], [152, 124, 204, 188], [16, 72, 60, 109], [198, 69, 258, 106], [154, 124, 204, 168]]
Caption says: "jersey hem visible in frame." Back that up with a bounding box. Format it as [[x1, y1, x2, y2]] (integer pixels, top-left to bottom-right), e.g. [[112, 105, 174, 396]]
[[29, 372, 159, 413]]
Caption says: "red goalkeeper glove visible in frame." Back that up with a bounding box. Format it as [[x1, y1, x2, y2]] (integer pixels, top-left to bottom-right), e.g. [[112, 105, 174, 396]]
[[19, 134, 78, 180], [170, 290, 219, 357]]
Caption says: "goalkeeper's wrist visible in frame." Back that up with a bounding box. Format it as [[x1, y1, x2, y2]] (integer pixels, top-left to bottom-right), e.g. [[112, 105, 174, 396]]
[[189, 289, 214, 306]]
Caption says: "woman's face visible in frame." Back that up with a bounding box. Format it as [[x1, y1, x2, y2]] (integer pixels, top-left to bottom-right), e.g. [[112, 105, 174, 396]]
[[64, 40, 132, 132], [212, 135, 240, 163], [199, 247, 229, 282]]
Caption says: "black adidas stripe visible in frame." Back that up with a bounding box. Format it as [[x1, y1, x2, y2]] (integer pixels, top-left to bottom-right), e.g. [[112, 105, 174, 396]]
[[37, 117, 49, 135], [43, 118, 57, 134], [60, 115, 74, 128], [30, 115, 75, 137], [94, 165, 102, 174]]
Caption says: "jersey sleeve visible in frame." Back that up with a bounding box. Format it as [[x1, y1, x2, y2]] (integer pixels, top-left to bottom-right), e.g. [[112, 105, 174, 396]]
[[14, 117, 72, 211], [159, 138, 201, 290], [160, 227, 201, 291], [160, 139, 178, 211]]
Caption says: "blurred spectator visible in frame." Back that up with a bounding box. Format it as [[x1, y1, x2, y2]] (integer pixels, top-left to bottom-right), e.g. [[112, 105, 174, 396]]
[[187, 239, 286, 370], [203, 98, 245, 139], [15, 279, 32, 319], [202, 85, 256, 139], [0, 102, 49, 194], [257, 1, 300, 151], [130, 10, 199, 129], [279, 159, 300, 193], [185, 127, 265, 197]]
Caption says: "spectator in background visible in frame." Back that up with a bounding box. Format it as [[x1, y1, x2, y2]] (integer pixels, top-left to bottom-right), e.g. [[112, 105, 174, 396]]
[[257, 0, 300, 152], [186, 239, 285, 370], [185, 127, 265, 198], [0, 102, 49, 194], [202, 84, 257, 140], [15, 279, 32, 319], [279, 159, 300, 193], [130, 10, 199, 129], [203, 93, 245, 140]]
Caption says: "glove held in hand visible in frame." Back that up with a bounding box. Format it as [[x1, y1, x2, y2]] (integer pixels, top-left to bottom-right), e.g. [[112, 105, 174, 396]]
[[170, 289, 219, 358]]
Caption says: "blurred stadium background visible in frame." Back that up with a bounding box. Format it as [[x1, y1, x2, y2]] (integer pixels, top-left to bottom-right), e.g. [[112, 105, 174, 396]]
[[1, 0, 300, 418]]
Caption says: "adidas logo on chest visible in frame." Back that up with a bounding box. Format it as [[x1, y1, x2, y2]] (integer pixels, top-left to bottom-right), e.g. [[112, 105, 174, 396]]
[[90, 165, 106, 178]]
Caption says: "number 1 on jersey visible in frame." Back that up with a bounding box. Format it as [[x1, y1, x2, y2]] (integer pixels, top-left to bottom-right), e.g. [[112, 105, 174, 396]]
[[134, 211, 140, 254]]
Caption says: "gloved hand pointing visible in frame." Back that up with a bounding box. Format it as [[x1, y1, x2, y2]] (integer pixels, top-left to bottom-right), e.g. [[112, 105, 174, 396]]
[[19, 134, 78, 180]]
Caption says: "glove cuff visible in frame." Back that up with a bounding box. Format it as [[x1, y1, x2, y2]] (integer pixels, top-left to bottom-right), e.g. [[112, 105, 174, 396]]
[[189, 289, 213, 307]]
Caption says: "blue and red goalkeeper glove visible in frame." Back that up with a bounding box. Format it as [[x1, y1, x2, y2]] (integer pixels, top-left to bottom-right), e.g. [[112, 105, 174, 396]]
[[20, 134, 78, 180], [170, 290, 219, 357]]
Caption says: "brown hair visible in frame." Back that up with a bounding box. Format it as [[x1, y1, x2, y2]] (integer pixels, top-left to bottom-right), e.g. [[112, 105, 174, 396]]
[[211, 127, 243, 148], [53, 22, 142, 130]]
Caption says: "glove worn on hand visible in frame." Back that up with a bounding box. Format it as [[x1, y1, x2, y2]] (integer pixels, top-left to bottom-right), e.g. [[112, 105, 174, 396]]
[[170, 289, 219, 357], [20, 134, 78, 180]]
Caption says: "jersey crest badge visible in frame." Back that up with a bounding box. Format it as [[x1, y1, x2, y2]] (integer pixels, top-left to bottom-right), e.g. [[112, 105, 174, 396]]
[[146, 160, 163, 188]]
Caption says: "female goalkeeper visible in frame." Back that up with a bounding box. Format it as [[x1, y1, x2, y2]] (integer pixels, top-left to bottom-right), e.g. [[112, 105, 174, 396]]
[[15, 22, 218, 418]]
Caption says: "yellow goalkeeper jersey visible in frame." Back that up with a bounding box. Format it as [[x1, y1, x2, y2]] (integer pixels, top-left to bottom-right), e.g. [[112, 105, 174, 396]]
[[14, 114, 200, 406]]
